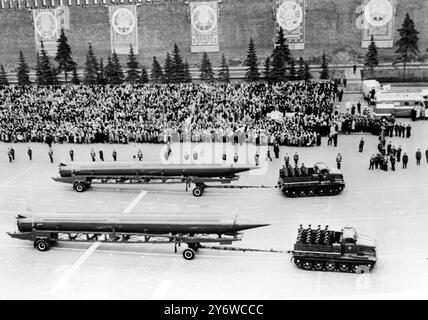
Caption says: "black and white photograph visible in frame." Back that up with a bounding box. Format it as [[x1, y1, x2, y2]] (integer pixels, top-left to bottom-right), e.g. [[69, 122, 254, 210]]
[[0, 0, 428, 304]]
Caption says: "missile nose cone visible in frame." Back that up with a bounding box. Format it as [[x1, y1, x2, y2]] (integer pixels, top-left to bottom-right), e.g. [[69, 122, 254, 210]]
[[235, 223, 270, 231]]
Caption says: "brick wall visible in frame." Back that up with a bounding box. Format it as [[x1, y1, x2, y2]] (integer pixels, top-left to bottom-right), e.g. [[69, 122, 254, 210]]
[[0, 0, 427, 72]]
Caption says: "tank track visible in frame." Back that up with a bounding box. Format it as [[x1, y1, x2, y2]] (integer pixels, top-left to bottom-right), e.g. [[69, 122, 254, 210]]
[[282, 185, 344, 197], [293, 258, 375, 273]]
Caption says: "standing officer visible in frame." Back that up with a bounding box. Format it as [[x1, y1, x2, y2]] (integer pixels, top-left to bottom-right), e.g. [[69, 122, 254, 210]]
[[48, 148, 54, 163], [222, 152, 226, 163], [369, 155, 375, 170], [386, 141, 392, 156], [254, 152, 260, 166], [8, 148, 13, 162], [10, 146, 15, 160], [293, 152, 299, 166], [358, 138, 364, 152], [99, 149, 104, 162], [357, 101, 362, 114], [112, 148, 117, 161], [233, 152, 238, 163], [336, 153, 343, 170], [397, 146, 402, 162], [27, 147, 32, 160], [69, 148, 74, 161], [416, 149, 422, 165], [137, 148, 143, 161], [90, 148, 96, 161], [406, 124, 411, 138], [425, 147, 428, 164], [390, 154, 396, 171], [284, 153, 290, 166], [402, 152, 408, 169], [273, 142, 280, 159], [266, 148, 272, 162]]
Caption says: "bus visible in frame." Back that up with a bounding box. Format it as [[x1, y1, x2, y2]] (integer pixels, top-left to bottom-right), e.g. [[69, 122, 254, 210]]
[[372, 92, 428, 120]]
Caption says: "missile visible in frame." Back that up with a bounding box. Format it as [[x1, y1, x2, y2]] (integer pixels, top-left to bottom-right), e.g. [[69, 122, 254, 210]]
[[53, 162, 256, 183], [13, 214, 269, 235]]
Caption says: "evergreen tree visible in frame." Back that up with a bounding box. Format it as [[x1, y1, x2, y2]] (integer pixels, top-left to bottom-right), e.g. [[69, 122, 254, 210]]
[[263, 56, 271, 82], [39, 41, 54, 85], [125, 45, 139, 83], [270, 28, 290, 82], [35, 51, 43, 85], [97, 57, 106, 85], [0, 64, 8, 86], [171, 44, 185, 83], [111, 50, 124, 84], [218, 54, 230, 83], [104, 55, 115, 84], [245, 38, 260, 82], [151, 56, 164, 83], [71, 66, 80, 84], [364, 35, 379, 79], [199, 52, 214, 82], [54, 28, 76, 83], [183, 59, 192, 83], [51, 65, 58, 85], [289, 58, 296, 80], [304, 62, 312, 81], [163, 52, 173, 83], [84, 43, 98, 84], [395, 13, 420, 79], [139, 66, 149, 84], [17, 50, 30, 86], [320, 51, 329, 80], [297, 56, 305, 80]]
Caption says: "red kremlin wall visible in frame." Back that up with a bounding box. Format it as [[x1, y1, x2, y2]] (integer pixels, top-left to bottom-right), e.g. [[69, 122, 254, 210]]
[[0, 0, 427, 72]]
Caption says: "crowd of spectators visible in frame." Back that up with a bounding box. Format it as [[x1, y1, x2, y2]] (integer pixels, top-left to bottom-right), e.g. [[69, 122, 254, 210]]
[[0, 81, 377, 147]]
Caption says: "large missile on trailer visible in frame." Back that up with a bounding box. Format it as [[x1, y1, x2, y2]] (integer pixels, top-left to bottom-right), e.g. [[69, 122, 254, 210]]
[[52, 162, 257, 195], [12, 214, 269, 235]]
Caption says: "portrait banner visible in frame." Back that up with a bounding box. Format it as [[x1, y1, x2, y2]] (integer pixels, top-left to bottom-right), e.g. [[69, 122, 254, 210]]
[[361, 0, 396, 48], [190, 1, 219, 53], [275, 0, 305, 50], [109, 5, 138, 55], [32, 8, 61, 56]]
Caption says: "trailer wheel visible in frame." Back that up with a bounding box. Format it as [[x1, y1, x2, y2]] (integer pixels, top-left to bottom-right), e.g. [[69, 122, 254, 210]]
[[35, 239, 50, 252], [192, 187, 203, 197], [183, 248, 195, 260], [325, 262, 335, 271], [74, 182, 86, 193]]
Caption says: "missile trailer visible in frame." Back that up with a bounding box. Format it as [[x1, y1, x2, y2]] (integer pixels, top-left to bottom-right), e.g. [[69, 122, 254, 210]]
[[291, 225, 377, 273], [278, 162, 345, 197]]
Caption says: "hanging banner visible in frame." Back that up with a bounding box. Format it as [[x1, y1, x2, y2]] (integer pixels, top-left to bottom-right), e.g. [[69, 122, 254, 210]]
[[109, 5, 138, 55], [360, 0, 396, 48], [275, 0, 305, 50], [190, 1, 219, 53], [32, 9, 61, 56]]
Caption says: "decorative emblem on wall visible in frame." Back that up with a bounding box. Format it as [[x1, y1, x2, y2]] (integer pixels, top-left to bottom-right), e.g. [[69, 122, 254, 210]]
[[111, 8, 135, 35], [276, 0, 303, 32], [364, 0, 393, 27], [191, 4, 217, 33], [35, 11, 58, 39]]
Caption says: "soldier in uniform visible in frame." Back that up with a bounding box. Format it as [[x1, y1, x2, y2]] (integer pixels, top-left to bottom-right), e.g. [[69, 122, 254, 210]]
[[48, 148, 53, 163], [336, 153, 342, 170], [293, 152, 299, 166], [137, 148, 143, 161], [273, 141, 280, 159], [99, 149, 104, 162], [233, 152, 238, 163], [390, 154, 396, 171], [69, 148, 74, 161], [284, 153, 290, 166], [406, 124, 411, 138], [90, 148, 96, 161], [112, 148, 117, 161], [295, 165, 301, 176], [386, 141, 392, 156], [416, 149, 422, 165], [358, 138, 364, 152], [27, 147, 32, 160], [10, 146, 15, 160], [301, 163, 308, 176], [396, 146, 402, 162], [425, 147, 428, 164], [7, 148, 13, 162], [254, 152, 260, 166], [222, 152, 226, 163], [369, 155, 375, 170], [402, 152, 408, 169], [266, 148, 272, 162]]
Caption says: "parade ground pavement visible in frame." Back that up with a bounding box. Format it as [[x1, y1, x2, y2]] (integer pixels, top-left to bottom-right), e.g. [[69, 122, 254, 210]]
[[1, 119, 428, 299]]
